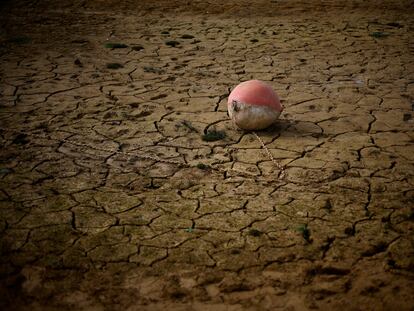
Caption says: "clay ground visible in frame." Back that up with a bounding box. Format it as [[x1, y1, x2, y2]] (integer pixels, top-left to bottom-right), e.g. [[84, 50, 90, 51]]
[[0, 0, 413, 310]]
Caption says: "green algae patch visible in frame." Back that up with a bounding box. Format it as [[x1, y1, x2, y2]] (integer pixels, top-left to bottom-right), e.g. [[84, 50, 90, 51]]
[[202, 130, 226, 142], [106, 63, 123, 69], [104, 42, 128, 49]]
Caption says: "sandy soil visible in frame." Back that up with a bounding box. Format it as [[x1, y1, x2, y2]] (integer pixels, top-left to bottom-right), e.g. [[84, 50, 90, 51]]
[[0, 0, 413, 310]]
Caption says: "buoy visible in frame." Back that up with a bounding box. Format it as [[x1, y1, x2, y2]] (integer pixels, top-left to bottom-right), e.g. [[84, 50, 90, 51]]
[[228, 80, 283, 130]]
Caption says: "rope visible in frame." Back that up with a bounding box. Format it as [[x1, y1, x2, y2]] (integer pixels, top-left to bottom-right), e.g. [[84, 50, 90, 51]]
[[252, 131, 286, 179]]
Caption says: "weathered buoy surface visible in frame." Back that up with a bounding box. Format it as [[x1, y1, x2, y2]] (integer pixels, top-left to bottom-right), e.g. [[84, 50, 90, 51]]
[[228, 80, 283, 130]]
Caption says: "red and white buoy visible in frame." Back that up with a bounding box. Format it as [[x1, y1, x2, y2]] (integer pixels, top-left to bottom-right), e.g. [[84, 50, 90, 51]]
[[228, 80, 283, 130]]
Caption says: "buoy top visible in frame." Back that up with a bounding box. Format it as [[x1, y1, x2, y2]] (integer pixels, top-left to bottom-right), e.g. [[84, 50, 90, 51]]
[[228, 80, 282, 112]]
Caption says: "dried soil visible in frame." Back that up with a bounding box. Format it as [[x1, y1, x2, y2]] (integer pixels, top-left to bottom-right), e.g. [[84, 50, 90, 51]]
[[0, 0, 413, 310]]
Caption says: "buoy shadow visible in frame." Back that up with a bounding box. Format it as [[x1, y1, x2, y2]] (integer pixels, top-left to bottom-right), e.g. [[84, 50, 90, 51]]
[[256, 119, 323, 138]]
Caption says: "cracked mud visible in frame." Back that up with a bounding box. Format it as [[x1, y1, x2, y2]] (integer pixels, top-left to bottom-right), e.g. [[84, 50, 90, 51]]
[[0, 0, 413, 310]]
